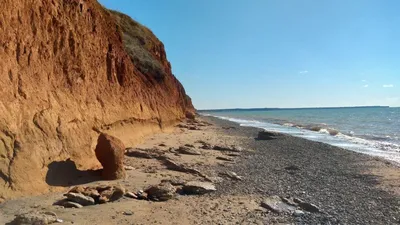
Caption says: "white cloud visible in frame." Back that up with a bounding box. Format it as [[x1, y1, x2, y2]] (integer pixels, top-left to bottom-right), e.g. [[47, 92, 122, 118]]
[[383, 84, 394, 88], [299, 70, 308, 74], [362, 80, 367, 82], [363, 84, 369, 88]]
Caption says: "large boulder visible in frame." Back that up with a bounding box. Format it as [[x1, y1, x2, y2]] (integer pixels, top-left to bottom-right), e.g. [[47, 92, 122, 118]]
[[257, 131, 283, 140], [95, 133, 126, 180]]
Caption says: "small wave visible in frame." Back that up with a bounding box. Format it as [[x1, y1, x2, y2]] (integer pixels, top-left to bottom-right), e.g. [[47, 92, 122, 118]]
[[307, 126, 323, 132], [337, 133, 400, 153], [320, 128, 340, 136], [283, 123, 295, 127], [358, 134, 394, 142]]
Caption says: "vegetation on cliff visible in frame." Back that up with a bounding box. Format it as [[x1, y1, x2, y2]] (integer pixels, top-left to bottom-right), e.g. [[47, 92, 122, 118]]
[[109, 10, 167, 81]]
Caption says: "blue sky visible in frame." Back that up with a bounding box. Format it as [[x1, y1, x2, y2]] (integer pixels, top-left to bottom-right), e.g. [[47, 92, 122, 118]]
[[100, 0, 399, 109]]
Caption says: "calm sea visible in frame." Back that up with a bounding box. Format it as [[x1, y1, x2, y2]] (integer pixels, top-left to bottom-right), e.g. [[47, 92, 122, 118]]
[[201, 107, 400, 164]]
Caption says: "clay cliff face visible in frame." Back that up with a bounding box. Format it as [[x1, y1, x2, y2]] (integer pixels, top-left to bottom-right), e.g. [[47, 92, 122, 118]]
[[0, 0, 194, 199]]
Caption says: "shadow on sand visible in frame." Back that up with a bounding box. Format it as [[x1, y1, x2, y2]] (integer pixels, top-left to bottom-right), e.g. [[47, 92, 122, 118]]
[[45, 159, 101, 187]]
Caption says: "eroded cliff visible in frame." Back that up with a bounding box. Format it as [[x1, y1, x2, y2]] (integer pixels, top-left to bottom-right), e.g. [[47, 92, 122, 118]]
[[0, 0, 194, 199]]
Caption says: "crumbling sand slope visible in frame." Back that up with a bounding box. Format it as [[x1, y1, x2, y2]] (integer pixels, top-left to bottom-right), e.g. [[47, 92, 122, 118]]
[[0, 0, 194, 200]]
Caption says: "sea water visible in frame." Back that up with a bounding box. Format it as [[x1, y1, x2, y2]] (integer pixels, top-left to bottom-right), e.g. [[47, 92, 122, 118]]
[[200, 107, 400, 164]]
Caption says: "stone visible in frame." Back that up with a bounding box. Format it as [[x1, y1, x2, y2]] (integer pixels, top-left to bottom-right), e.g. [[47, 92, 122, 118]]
[[281, 197, 297, 206], [99, 189, 113, 204], [213, 145, 242, 152], [233, 146, 244, 152], [293, 210, 305, 217], [220, 171, 243, 181], [125, 192, 138, 199], [145, 182, 176, 201], [98, 186, 125, 203], [159, 143, 167, 147], [61, 201, 83, 208], [196, 140, 212, 149], [177, 146, 201, 155], [161, 178, 186, 186], [160, 157, 211, 181], [161, 158, 198, 173], [226, 153, 241, 157], [136, 190, 148, 200], [123, 211, 134, 216], [213, 145, 232, 151], [95, 133, 126, 180], [63, 192, 95, 206], [216, 156, 234, 162], [182, 181, 216, 195], [124, 165, 135, 170], [125, 148, 163, 159], [201, 143, 212, 150], [260, 196, 296, 214], [110, 185, 125, 201], [257, 131, 282, 140], [11, 212, 58, 225], [95, 185, 113, 192], [68, 186, 86, 194], [285, 165, 300, 171], [293, 198, 320, 212], [81, 188, 100, 199]]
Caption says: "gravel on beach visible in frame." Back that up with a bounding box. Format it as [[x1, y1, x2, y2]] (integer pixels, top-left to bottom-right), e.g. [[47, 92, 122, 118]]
[[206, 116, 400, 225]]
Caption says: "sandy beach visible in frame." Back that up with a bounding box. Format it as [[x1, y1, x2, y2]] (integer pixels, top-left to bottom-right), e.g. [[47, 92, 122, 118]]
[[1, 116, 399, 224]]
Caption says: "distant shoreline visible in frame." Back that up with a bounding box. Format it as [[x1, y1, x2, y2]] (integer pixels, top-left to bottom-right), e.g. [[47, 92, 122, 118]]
[[198, 105, 390, 112]]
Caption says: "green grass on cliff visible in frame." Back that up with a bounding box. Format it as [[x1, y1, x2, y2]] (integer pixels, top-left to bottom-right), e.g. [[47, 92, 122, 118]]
[[109, 10, 166, 80]]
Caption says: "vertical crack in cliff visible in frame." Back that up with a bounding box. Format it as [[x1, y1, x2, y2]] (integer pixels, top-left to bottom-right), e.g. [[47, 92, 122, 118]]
[[115, 58, 125, 86], [0, 138, 10, 187], [8, 70, 13, 81], [68, 30, 76, 56], [8, 139, 20, 189], [0, 170, 9, 187], [16, 42, 21, 64], [106, 43, 113, 82], [30, 10, 37, 36], [56, 116, 67, 157], [0, 130, 18, 189], [17, 74, 27, 99]]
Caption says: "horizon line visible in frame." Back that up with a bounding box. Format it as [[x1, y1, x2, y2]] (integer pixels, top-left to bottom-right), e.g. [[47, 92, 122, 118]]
[[198, 105, 392, 111]]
